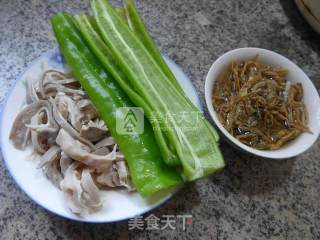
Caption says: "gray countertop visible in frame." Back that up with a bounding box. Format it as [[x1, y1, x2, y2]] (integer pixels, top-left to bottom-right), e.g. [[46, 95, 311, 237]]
[[0, 0, 319, 239]]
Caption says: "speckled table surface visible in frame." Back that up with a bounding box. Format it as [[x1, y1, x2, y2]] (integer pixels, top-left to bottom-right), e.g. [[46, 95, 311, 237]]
[[0, 0, 319, 239]]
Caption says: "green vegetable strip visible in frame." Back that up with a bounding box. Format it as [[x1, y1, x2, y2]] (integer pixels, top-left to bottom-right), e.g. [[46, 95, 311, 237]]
[[121, 0, 185, 96], [51, 13, 182, 197], [74, 15, 180, 166], [92, 0, 225, 180], [118, 0, 221, 143], [116, 6, 127, 22]]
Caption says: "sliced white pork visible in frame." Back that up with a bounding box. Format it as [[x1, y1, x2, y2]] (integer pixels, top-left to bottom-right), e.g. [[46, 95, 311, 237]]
[[10, 69, 133, 215]]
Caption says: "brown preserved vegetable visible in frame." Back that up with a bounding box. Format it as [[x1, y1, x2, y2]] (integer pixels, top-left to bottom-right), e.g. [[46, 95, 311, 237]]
[[212, 56, 310, 150]]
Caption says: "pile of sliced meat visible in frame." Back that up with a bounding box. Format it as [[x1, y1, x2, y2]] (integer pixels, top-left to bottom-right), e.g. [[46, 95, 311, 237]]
[[10, 70, 133, 215]]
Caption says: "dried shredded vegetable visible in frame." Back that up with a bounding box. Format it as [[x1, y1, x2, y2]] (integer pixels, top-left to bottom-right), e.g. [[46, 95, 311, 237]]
[[212, 55, 310, 150]]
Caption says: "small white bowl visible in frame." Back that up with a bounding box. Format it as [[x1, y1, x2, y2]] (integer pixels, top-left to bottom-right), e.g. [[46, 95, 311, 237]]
[[205, 48, 320, 159]]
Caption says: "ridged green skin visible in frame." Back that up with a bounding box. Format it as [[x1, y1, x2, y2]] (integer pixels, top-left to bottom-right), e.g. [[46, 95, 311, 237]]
[[119, 0, 184, 95], [117, 0, 221, 143], [74, 15, 180, 166], [51, 13, 182, 197], [92, 0, 225, 180]]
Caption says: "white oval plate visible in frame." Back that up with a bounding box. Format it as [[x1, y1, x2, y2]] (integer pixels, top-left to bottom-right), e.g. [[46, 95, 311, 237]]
[[0, 48, 202, 223]]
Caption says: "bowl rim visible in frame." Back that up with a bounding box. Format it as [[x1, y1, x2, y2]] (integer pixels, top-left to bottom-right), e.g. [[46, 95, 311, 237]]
[[295, 0, 320, 35], [205, 47, 320, 159]]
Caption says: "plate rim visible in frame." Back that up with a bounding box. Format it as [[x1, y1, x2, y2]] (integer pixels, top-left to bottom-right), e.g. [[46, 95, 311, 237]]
[[0, 48, 202, 223]]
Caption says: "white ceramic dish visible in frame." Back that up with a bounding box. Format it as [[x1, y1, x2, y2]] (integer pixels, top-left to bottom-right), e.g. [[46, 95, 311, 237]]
[[0, 48, 202, 223], [205, 47, 320, 159], [295, 0, 320, 34]]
